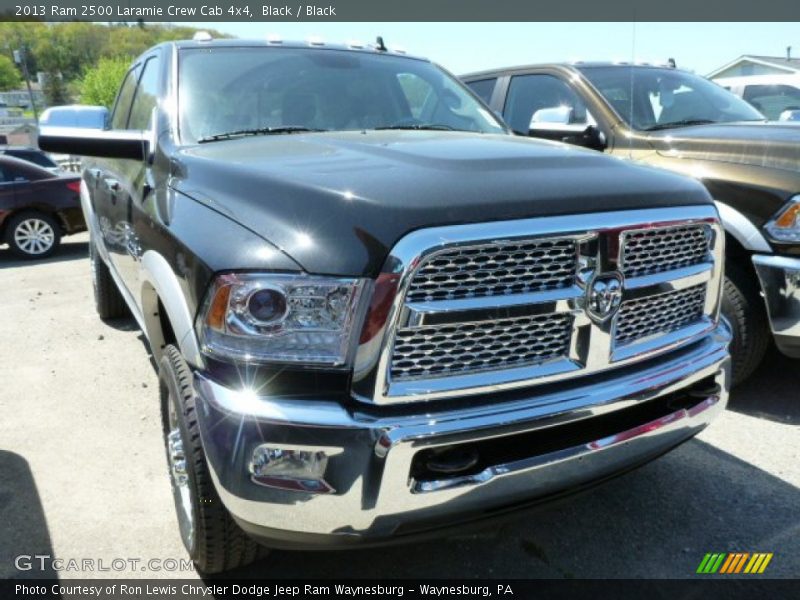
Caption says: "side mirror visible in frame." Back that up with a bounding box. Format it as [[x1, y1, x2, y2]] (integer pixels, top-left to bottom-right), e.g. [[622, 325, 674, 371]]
[[528, 106, 606, 151], [38, 126, 148, 161], [530, 106, 572, 126], [38, 105, 110, 129]]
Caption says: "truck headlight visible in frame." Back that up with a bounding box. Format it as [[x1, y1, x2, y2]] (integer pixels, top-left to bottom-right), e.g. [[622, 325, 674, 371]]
[[764, 195, 800, 242], [196, 273, 368, 366]]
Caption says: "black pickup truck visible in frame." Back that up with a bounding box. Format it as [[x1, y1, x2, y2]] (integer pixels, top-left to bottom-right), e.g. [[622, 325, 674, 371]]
[[463, 63, 800, 384], [40, 39, 730, 573]]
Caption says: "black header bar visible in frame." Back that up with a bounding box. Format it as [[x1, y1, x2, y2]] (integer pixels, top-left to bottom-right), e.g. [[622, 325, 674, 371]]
[[0, 0, 799, 22]]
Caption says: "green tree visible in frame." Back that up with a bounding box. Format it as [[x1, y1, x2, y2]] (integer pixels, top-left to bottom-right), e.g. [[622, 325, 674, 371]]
[[0, 22, 46, 74], [0, 55, 22, 91], [79, 57, 129, 109], [42, 71, 69, 106], [0, 22, 233, 103]]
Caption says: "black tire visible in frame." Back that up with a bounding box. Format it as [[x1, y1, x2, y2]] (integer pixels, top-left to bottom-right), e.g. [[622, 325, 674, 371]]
[[159, 345, 263, 574], [721, 263, 770, 386], [90, 239, 129, 320], [5, 211, 61, 259]]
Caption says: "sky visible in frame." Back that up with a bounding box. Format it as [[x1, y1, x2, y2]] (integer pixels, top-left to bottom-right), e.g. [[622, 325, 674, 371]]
[[183, 22, 799, 77]]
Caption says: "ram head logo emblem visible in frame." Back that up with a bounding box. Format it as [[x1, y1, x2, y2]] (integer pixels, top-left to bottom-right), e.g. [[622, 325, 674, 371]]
[[587, 273, 624, 320]]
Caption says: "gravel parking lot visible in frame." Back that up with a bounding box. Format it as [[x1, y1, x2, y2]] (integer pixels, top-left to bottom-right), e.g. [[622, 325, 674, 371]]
[[1, 233, 798, 580]]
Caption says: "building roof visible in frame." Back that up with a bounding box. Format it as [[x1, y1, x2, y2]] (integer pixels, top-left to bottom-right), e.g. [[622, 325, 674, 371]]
[[707, 55, 800, 78]]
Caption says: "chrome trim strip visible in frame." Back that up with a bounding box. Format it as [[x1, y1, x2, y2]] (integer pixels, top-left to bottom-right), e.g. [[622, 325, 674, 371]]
[[623, 262, 712, 293], [412, 394, 721, 493], [388, 356, 582, 399], [611, 318, 715, 363], [404, 286, 584, 327]]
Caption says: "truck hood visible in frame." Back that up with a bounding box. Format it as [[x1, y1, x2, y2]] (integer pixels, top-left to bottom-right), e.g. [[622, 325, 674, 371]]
[[649, 122, 800, 172], [172, 131, 709, 277]]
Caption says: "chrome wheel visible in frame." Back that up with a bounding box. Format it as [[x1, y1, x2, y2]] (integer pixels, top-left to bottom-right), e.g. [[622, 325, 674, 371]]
[[13, 217, 55, 255], [167, 398, 195, 550]]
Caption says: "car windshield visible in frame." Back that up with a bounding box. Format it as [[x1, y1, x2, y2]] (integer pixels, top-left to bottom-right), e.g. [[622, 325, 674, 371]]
[[178, 47, 505, 144], [577, 66, 765, 131]]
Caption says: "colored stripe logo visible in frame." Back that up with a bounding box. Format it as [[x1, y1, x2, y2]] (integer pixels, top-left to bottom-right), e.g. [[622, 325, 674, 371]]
[[696, 552, 773, 574]]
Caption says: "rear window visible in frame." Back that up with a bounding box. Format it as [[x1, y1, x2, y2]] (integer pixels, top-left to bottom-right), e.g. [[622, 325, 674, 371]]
[[5, 150, 57, 168]]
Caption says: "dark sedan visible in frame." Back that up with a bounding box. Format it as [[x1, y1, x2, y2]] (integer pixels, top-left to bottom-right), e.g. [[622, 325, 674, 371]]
[[0, 155, 84, 259]]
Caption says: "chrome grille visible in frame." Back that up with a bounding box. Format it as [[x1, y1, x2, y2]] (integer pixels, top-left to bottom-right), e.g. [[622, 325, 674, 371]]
[[615, 284, 707, 346], [621, 224, 709, 278], [405, 238, 577, 302], [390, 314, 572, 380], [355, 207, 723, 404]]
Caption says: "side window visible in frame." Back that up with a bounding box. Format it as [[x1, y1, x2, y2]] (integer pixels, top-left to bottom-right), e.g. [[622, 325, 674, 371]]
[[128, 57, 161, 130], [466, 78, 497, 105], [1, 164, 27, 182], [742, 85, 800, 120], [504, 74, 591, 134], [110, 65, 141, 130], [396, 73, 434, 119]]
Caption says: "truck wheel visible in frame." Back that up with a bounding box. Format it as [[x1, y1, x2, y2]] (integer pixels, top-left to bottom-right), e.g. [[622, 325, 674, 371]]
[[721, 263, 770, 386], [159, 345, 263, 574], [5, 211, 61, 259], [90, 239, 129, 320]]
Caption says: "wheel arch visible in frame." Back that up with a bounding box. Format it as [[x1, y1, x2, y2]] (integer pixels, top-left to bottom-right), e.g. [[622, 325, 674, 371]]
[[140, 250, 204, 368], [713, 201, 772, 254]]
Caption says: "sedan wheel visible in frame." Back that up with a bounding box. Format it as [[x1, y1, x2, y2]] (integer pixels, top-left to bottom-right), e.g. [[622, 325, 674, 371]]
[[6, 212, 61, 259]]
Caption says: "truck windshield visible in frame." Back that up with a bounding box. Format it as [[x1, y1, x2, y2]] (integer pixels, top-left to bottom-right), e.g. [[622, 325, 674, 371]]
[[577, 66, 765, 131], [178, 47, 505, 144]]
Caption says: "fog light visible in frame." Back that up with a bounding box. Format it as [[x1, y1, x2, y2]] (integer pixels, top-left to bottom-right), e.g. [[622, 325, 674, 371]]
[[249, 446, 335, 494]]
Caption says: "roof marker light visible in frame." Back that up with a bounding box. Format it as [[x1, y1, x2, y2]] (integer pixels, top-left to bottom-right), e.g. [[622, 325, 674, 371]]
[[192, 31, 213, 42], [266, 33, 283, 44], [307, 36, 325, 46]]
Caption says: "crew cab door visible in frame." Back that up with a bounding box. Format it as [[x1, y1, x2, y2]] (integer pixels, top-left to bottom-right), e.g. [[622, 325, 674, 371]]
[[89, 62, 141, 284], [89, 53, 160, 299], [110, 53, 161, 297]]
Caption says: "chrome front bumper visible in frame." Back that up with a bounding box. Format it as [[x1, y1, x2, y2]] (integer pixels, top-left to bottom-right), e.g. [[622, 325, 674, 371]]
[[753, 254, 800, 358], [193, 324, 731, 547]]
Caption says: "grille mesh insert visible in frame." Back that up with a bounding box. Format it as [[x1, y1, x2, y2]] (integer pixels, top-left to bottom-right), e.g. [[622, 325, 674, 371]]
[[621, 224, 709, 278], [390, 313, 572, 380], [405, 238, 577, 303], [615, 284, 707, 346]]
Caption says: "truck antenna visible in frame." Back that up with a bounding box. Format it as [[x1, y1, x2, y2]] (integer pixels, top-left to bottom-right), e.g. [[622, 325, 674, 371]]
[[375, 36, 387, 51]]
